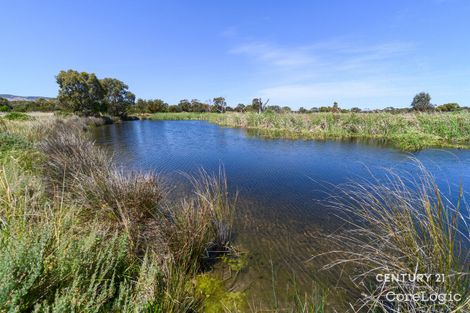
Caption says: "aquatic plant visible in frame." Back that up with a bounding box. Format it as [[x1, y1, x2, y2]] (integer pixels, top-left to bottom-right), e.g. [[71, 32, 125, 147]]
[[318, 161, 470, 312]]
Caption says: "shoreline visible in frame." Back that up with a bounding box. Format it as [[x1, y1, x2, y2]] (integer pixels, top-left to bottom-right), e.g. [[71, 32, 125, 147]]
[[145, 111, 470, 151]]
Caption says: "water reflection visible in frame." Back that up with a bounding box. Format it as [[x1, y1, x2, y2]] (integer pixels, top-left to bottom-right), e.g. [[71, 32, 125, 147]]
[[92, 120, 470, 308]]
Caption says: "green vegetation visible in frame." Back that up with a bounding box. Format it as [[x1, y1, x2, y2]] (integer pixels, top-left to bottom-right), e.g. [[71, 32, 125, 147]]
[[149, 111, 470, 151], [411, 92, 435, 111], [56, 69, 135, 117], [1, 114, 468, 312], [4, 98, 57, 112], [194, 274, 246, 313], [0, 97, 12, 112], [323, 163, 469, 312], [437, 102, 461, 112], [0, 116, 246, 312], [3, 71, 470, 120], [3, 112, 33, 121]]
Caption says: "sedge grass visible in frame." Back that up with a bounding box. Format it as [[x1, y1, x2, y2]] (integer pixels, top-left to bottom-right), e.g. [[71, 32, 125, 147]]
[[149, 111, 470, 151], [0, 116, 243, 312], [317, 160, 469, 312]]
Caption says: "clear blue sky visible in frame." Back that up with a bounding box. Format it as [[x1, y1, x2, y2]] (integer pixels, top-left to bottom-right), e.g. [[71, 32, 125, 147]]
[[1, 0, 469, 109]]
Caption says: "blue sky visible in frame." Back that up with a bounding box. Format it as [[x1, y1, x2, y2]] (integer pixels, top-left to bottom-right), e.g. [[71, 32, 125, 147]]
[[1, 0, 469, 109]]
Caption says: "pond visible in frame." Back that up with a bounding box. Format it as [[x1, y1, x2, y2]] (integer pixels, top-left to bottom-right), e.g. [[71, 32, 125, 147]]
[[92, 120, 470, 308]]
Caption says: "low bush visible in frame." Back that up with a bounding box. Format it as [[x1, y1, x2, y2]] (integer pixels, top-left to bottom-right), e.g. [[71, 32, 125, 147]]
[[0, 117, 242, 311], [4, 112, 33, 121]]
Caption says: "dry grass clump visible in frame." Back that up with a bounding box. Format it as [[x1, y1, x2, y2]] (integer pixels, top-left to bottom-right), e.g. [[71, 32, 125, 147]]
[[38, 120, 111, 183], [1, 116, 241, 311], [188, 167, 236, 249], [166, 169, 237, 270], [38, 119, 164, 252], [319, 161, 469, 312], [37, 118, 237, 269]]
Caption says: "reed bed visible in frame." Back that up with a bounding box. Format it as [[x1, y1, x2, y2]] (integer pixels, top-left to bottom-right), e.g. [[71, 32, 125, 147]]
[[150, 111, 470, 150]]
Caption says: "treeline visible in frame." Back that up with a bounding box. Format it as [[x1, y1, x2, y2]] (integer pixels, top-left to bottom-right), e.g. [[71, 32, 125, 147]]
[[129, 97, 293, 114], [0, 71, 467, 116], [133, 92, 465, 114], [0, 97, 57, 112]]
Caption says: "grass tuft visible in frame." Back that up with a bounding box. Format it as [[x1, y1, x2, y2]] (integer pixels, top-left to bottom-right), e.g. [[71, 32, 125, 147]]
[[319, 160, 469, 312]]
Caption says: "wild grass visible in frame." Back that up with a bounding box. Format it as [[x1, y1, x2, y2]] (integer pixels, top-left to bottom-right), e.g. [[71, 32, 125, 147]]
[[5, 114, 467, 312], [0, 116, 243, 312], [149, 111, 470, 150], [318, 161, 470, 312], [166, 168, 237, 271]]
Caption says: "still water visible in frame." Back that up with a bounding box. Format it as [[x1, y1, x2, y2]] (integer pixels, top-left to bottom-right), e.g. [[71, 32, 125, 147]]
[[93, 120, 470, 307]]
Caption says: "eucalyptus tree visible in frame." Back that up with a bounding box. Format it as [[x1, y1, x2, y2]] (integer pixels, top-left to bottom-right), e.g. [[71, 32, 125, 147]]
[[235, 103, 246, 112], [411, 92, 434, 111], [147, 99, 168, 113], [281, 106, 292, 113], [178, 99, 191, 112], [266, 105, 281, 113], [101, 78, 135, 117], [190, 99, 210, 112], [56, 70, 104, 115], [212, 97, 227, 113]]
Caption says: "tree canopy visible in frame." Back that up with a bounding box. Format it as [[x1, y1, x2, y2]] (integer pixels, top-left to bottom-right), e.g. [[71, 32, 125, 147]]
[[411, 92, 434, 111], [101, 78, 135, 117], [0, 97, 12, 112], [212, 97, 227, 113], [56, 70, 135, 117], [56, 70, 105, 115], [437, 102, 460, 112]]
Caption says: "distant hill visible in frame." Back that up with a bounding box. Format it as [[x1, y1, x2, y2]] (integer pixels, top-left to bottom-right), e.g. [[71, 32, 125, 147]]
[[0, 94, 55, 101]]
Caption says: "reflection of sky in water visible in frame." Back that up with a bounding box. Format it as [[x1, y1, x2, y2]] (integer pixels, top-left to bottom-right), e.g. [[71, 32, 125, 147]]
[[93, 120, 470, 215], [92, 120, 470, 306]]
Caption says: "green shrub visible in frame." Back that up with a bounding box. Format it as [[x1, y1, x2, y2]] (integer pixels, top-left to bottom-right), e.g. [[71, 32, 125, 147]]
[[437, 102, 460, 112], [4, 112, 33, 121], [0, 133, 32, 153]]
